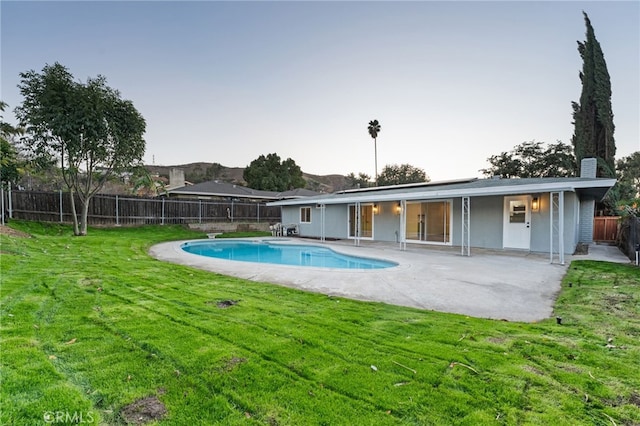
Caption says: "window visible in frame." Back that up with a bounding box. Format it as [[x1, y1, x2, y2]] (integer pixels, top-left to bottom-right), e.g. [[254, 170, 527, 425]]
[[300, 207, 311, 223], [509, 202, 526, 223]]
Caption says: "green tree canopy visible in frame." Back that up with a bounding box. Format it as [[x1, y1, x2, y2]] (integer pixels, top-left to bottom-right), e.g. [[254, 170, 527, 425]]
[[377, 164, 429, 186], [0, 139, 20, 189], [16, 63, 146, 235], [346, 172, 372, 189], [571, 12, 616, 177], [0, 101, 22, 188], [615, 151, 640, 201], [480, 141, 577, 178], [243, 153, 305, 191]]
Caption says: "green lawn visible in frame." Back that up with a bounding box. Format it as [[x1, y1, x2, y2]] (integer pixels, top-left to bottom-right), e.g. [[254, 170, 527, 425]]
[[1, 221, 638, 425]]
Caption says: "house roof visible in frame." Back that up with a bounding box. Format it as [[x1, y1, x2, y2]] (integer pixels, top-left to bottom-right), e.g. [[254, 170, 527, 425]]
[[267, 177, 617, 206], [167, 180, 320, 200]]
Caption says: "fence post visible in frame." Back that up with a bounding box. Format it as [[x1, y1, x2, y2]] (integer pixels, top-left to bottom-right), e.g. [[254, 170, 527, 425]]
[[162, 198, 165, 225], [115, 195, 119, 225], [1, 187, 5, 225], [199, 199, 202, 224], [59, 190, 63, 223], [629, 217, 640, 266], [8, 183, 12, 218], [257, 203, 260, 222]]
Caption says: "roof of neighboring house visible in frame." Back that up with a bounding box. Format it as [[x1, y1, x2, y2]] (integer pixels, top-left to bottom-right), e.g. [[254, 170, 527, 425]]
[[267, 177, 617, 206], [166, 180, 320, 200]]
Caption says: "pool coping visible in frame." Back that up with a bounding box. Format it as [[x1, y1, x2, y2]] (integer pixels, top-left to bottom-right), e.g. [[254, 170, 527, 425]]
[[149, 237, 572, 322]]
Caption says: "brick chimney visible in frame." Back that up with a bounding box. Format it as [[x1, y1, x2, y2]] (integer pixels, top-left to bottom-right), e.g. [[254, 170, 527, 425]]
[[578, 158, 597, 243], [168, 168, 185, 190], [580, 157, 597, 178]]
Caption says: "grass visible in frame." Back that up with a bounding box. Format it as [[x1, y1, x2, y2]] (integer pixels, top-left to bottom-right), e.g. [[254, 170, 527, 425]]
[[1, 221, 639, 425]]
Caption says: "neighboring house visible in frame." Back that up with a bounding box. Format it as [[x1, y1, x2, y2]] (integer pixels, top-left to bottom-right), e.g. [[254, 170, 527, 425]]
[[167, 179, 320, 202], [267, 158, 615, 263]]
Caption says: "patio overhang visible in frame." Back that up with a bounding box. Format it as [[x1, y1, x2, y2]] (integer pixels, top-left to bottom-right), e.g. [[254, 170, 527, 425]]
[[267, 179, 617, 207]]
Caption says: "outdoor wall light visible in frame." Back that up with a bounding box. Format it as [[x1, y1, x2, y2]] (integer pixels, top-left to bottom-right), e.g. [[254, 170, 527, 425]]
[[395, 202, 402, 214], [373, 204, 379, 214], [531, 197, 539, 212]]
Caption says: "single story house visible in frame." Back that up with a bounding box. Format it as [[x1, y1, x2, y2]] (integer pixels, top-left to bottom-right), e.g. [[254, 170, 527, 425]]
[[162, 168, 319, 201], [267, 158, 616, 264], [167, 180, 320, 202]]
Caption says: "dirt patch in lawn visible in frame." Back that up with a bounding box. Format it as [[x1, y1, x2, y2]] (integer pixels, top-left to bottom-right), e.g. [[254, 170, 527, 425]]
[[605, 392, 640, 409], [210, 299, 239, 309], [121, 396, 167, 425], [0, 225, 30, 238], [221, 356, 247, 372]]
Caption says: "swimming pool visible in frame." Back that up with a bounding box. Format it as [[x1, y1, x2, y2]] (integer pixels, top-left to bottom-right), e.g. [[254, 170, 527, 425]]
[[181, 240, 397, 269]]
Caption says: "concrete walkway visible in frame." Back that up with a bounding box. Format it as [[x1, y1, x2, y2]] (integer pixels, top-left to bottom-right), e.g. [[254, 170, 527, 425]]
[[574, 242, 633, 263], [148, 239, 632, 323]]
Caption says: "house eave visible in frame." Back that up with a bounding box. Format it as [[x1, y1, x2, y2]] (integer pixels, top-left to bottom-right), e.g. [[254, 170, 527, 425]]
[[267, 179, 617, 207]]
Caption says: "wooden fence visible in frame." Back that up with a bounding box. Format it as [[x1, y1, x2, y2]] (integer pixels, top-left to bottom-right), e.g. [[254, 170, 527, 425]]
[[1, 189, 281, 226], [593, 216, 620, 242]]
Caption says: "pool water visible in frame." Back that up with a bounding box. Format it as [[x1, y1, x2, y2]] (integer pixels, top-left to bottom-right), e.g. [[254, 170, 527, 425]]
[[181, 240, 397, 269]]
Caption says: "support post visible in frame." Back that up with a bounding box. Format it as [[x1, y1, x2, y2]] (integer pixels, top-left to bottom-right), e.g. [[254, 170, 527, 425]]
[[355, 202, 360, 247], [59, 190, 63, 223], [320, 203, 326, 242], [461, 196, 470, 256], [550, 191, 565, 265], [199, 199, 202, 224], [559, 191, 565, 265], [398, 199, 407, 251], [161, 198, 165, 225]]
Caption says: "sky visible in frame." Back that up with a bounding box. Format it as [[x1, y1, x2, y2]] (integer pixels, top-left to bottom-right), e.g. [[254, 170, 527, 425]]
[[1, 1, 639, 181]]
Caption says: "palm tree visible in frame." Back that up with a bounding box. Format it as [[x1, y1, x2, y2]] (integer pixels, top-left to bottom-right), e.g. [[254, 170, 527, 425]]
[[367, 119, 381, 185]]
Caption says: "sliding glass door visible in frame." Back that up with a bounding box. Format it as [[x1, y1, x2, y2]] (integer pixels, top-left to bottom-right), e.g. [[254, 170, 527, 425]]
[[348, 204, 373, 239], [405, 200, 451, 244]]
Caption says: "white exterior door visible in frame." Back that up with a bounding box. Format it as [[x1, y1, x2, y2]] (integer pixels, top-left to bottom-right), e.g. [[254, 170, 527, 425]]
[[503, 196, 531, 250]]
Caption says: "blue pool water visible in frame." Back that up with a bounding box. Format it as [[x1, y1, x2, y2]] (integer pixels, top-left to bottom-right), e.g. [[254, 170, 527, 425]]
[[181, 240, 397, 269]]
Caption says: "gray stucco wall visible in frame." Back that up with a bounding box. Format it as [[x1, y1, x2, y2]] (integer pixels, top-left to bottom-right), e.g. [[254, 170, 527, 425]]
[[451, 194, 579, 254], [281, 204, 350, 239], [373, 201, 403, 242], [451, 196, 503, 250], [281, 192, 581, 254], [529, 192, 579, 254]]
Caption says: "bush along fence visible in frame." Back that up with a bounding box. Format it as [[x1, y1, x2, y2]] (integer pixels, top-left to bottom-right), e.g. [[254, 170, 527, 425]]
[[618, 216, 639, 264], [0, 188, 281, 226]]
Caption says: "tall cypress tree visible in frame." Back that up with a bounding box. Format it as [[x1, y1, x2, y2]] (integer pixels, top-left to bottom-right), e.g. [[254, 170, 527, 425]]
[[571, 12, 616, 177]]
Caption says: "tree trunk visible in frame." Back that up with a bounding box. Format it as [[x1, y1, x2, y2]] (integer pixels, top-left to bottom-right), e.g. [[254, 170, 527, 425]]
[[374, 137, 378, 186], [79, 197, 90, 236], [69, 189, 81, 236]]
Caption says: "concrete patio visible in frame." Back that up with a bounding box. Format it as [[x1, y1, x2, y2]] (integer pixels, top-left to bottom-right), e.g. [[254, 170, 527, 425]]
[[149, 238, 631, 323]]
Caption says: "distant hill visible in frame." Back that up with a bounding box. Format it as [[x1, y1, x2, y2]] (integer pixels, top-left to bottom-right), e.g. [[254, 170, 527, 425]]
[[146, 163, 350, 193]]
